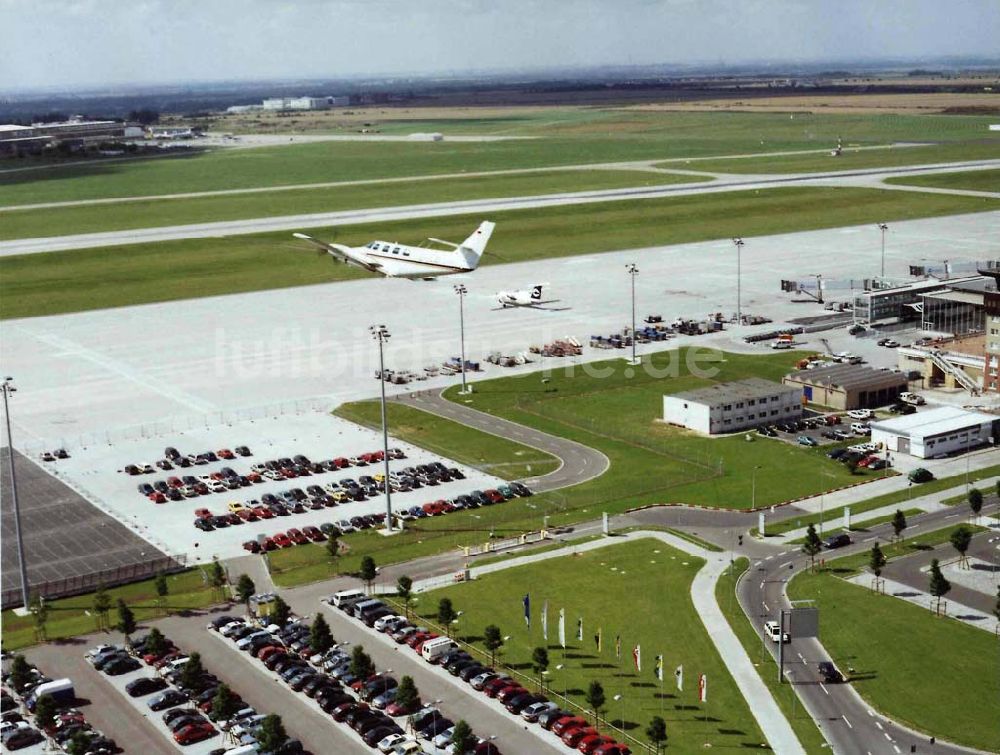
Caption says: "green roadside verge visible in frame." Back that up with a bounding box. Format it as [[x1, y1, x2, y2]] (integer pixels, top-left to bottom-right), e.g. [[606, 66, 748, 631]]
[[885, 167, 1000, 193]]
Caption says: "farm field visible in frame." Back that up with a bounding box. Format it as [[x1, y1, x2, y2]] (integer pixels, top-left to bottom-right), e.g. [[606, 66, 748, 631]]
[[3, 185, 996, 319], [885, 167, 1000, 192], [2, 109, 996, 205], [0, 168, 705, 240], [410, 538, 770, 754], [789, 554, 1000, 752]]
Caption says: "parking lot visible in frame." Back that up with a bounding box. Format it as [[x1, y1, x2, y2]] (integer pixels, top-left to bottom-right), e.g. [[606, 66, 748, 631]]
[[40, 413, 506, 563], [1, 448, 175, 601]]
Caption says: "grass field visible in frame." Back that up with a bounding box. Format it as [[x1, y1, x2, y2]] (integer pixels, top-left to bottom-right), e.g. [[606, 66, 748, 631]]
[[754, 464, 1000, 537], [4, 185, 996, 319], [671, 140, 1000, 174], [715, 558, 828, 753], [789, 559, 1000, 751], [885, 167, 1000, 193], [0, 168, 705, 240], [441, 348, 887, 514], [407, 538, 769, 753], [335, 401, 559, 479], [0, 568, 218, 651], [788, 507, 923, 543], [3, 110, 995, 206]]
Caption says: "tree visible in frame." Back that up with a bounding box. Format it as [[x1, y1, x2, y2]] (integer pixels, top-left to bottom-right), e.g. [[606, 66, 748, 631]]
[[950, 525, 973, 569], [67, 731, 93, 755], [393, 675, 419, 713], [586, 680, 606, 728], [359, 556, 378, 594], [968, 488, 983, 523], [179, 652, 205, 690], [127, 108, 160, 125], [155, 572, 169, 615], [891, 509, 908, 543], [256, 714, 288, 753], [116, 598, 137, 643], [451, 720, 476, 754], [310, 612, 334, 655], [93, 586, 112, 630], [532, 646, 549, 690], [235, 574, 256, 613], [350, 645, 375, 681], [845, 457, 859, 476], [9, 655, 31, 692], [34, 694, 57, 730], [868, 542, 887, 591], [326, 531, 341, 566], [646, 715, 668, 754], [928, 559, 951, 615], [438, 597, 457, 637], [484, 624, 503, 668], [270, 595, 292, 627], [209, 559, 227, 598], [30, 596, 48, 642], [801, 524, 822, 570], [396, 575, 413, 619], [144, 627, 168, 658], [211, 683, 241, 723]]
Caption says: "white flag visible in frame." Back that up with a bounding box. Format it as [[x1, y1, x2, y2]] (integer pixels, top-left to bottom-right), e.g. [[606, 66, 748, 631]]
[[558, 608, 566, 648], [675, 665, 683, 692], [541, 601, 548, 641], [698, 673, 707, 703]]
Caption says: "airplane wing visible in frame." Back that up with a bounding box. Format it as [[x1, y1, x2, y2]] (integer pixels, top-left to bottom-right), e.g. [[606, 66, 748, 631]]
[[292, 233, 384, 275]]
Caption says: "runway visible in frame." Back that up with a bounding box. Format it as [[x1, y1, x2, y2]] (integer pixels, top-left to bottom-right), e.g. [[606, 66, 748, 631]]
[[1, 159, 997, 256]]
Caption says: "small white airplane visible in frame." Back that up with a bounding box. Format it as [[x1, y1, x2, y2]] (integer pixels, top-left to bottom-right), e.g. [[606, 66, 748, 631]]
[[494, 283, 565, 310], [292, 221, 494, 279]]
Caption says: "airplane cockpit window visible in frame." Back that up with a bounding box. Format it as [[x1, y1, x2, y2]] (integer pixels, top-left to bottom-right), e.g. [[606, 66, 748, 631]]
[[392, 247, 401, 254], [381, 244, 391, 252]]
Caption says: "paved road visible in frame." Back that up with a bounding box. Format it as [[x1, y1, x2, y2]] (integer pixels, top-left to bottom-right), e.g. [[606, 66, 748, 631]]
[[391, 389, 610, 492], [738, 500, 1000, 755], [3, 159, 997, 256]]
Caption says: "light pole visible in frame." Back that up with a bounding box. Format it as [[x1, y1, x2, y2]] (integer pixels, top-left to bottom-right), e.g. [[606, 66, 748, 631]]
[[731, 238, 744, 324], [370, 326, 394, 533], [613, 693, 624, 731], [454, 284, 469, 394], [2, 377, 30, 609], [751, 464, 762, 509], [877, 223, 888, 278], [626, 264, 639, 365]]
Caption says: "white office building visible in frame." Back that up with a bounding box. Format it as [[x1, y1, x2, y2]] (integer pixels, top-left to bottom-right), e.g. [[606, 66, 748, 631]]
[[869, 406, 998, 459], [663, 378, 803, 435]]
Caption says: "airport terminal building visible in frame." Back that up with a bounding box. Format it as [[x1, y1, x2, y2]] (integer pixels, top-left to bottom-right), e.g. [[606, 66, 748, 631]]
[[663, 378, 802, 435]]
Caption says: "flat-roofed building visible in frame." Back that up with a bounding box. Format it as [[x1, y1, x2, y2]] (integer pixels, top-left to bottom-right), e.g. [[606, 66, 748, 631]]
[[782, 364, 908, 410], [869, 406, 998, 458], [663, 378, 802, 435]]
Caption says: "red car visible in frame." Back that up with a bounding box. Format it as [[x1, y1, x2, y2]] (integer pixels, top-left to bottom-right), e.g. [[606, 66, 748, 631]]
[[552, 716, 587, 736], [247, 472, 262, 483], [412, 633, 439, 653], [272, 532, 293, 548], [143, 646, 177, 664], [332, 457, 350, 469], [484, 489, 504, 504], [260, 537, 277, 551], [497, 685, 527, 704], [237, 509, 258, 522], [385, 700, 419, 717], [194, 508, 212, 519], [485, 683, 519, 700], [242, 540, 261, 553], [148, 492, 166, 504], [579, 734, 614, 753], [286, 528, 308, 545], [217, 449, 235, 459], [253, 505, 274, 519], [225, 513, 243, 526], [303, 526, 325, 542], [258, 646, 284, 662], [563, 726, 598, 748], [167, 476, 183, 488], [174, 722, 215, 745], [593, 745, 630, 755]]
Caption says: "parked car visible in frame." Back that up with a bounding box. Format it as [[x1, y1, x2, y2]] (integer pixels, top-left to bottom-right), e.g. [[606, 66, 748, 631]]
[[125, 676, 167, 697], [908, 468, 934, 483]]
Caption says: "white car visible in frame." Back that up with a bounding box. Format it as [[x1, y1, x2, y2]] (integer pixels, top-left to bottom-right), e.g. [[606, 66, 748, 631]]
[[85, 644, 120, 662], [374, 614, 403, 632], [324, 482, 341, 494], [432, 728, 455, 750], [336, 520, 357, 533], [847, 409, 874, 420], [522, 700, 559, 722], [236, 630, 271, 651], [220, 620, 248, 637], [763, 620, 790, 643], [378, 734, 408, 753]]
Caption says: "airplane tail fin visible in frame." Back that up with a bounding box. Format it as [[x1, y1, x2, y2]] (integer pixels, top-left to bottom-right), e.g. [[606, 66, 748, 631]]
[[458, 221, 495, 269]]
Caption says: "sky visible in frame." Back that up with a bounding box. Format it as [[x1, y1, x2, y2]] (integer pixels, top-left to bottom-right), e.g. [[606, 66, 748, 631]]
[[1, 0, 998, 91]]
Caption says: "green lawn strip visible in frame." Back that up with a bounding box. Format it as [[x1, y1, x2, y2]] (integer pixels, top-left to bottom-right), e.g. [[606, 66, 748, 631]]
[[0, 569, 218, 651], [819, 523, 988, 577], [4, 186, 996, 319], [5, 109, 993, 205], [715, 558, 829, 752], [471, 534, 605, 567], [0, 169, 705, 241], [940, 482, 997, 506], [788, 566, 1000, 751], [409, 539, 768, 753], [885, 167, 1000, 193], [677, 140, 1000, 175], [443, 347, 884, 513], [787, 508, 923, 544], [334, 401, 559, 480], [660, 528, 724, 553], [754, 464, 1000, 537]]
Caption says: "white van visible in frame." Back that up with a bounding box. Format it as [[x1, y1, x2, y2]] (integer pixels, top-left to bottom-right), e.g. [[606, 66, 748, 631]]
[[222, 746, 259, 755], [847, 409, 873, 420], [330, 589, 365, 609], [352, 599, 383, 619], [899, 392, 925, 406], [850, 422, 869, 435], [763, 621, 789, 643], [421, 636, 458, 663]]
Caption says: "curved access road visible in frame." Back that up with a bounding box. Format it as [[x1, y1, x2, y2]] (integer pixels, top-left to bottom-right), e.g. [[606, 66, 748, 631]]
[[390, 388, 609, 492]]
